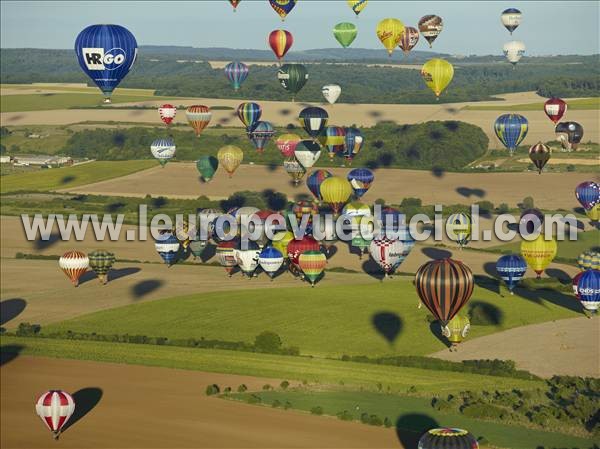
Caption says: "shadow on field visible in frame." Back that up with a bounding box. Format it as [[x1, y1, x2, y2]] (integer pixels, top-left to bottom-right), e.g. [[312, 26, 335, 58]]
[[32, 232, 61, 250], [546, 268, 572, 285], [323, 244, 337, 259], [421, 247, 452, 260], [78, 271, 99, 285], [1, 298, 27, 326], [456, 186, 486, 199], [361, 259, 385, 281], [131, 280, 164, 299], [62, 388, 103, 433], [467, 301, 504, 325], [197, 244, 217, 263], [429, 321, 451, 349], [60, 175, 76, 185], [516, 286, 581, 313], [473, 262, 501, 295], [0, 345, 24, 367], [431, 166, 445, 178], [372, 312, 403, 345], [395, 413, 439, 448]]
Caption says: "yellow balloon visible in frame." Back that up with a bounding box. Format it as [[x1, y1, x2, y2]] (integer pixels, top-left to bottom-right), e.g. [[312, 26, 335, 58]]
[[320, 176, 353, 215], [520, 234, 557, 278], [272, 231, 294, 257], [217, 145, 243, 178], [376, 18, 405, 56], [585, 204, 600, 221], [347, 0, 368, 16], [421, 58, 454, 98], [442, 314, 470, 347]]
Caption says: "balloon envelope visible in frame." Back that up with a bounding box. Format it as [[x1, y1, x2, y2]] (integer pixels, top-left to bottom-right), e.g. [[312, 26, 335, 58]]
[[150, 138, 176, 166], [520, 234, 557, 278], [158, 104, 176, 125], [419, 428, 479, 449], [503, 40, 526, 66], [186, 105, 212, 137], [544, 98, 567, 124], [196, 155, 219, 182], [299, 107, 329, 139], [494, 113, 528, 153], [347, 168, 374, 199], [528, 142, 551, 174], [269, 0, 296, 20], [88, 250, 115, 284], [269, 29, 293, 60], [418, 15, 443, 47], [237, 102, 262, 130], [578, 250, 600, 271], [294, 140, 322, 169], [276, 133, 301, 158], [376, 18, 405, 56], [277, 64, 309, 98], [577, 269, 600, 312], [224, 61, 249, 90], [298, 250, 327, 285], [575, 181, 600, 210], [322, 84, 342, 104], [399, 26, 419, 54], [320, 177, 353, 214], [59, 250, 89, 287], [248, 121, 275, 153], [36, 390, 76, 437], [555, 121, 584, 151], [421, 59, 454, 98], [333, 22, 357, 48], [307, 169, 333, 201], [217, 145, 244, 177], [347, 0, 368, 16], [496, 254, 527, 292], [501, 8, 522, 34]]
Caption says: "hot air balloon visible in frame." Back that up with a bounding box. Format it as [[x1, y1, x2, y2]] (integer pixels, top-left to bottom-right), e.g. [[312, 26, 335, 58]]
[[277, 63, 308, 100], [88, 250, 115, 284], [228, 0, 241, 11], [186, 105, 212, 137], [344, 202, 373, 257], [577, 269, 600, 314], [198, 208, 221, 242], [196, 155, 219, 182], [544, 98, 567, 124], [555, 122, 584, 151], [269, 0, 296, 21], [347, 0, 368, 16], [379, 207, 406, 237], [269, 29, 293, 62], [347, 168, 374, 199], [36, 390, 75, 440], [272, 230, 294, 258], [369, 232, 414, 277], [276, 133, 301, 158], [496, 254, 527, 294], [323, 126, 346, 160], [158, 104, 176, 125], [528, 142, 551, 174], [74, 25, 137, 102], [216, 240, 238, 276], [399, 26, 419, 54], [578, 250, 600, 271], [421, 58, 454, 99], [258, 246, 284, 279], [307, 169, 333, 201], [237, 102, 262, 130], [446, 213, 471, 249], [520, 234, 557, 278], [494, 113, 528, 154], [418, 15, 443, 47], [248, 121, 275, 154], [291, 201, 319, 225], [189, 239, 208, 259], [333, 22, 358, 48], [415, 258, 474, 325], [376, 18, 405, 56], [224, 61, 249, 90], [442, 314, 470, 350], [322, 84, 342, 105], [283, 157, 306, 185], [573, 271, 583, 299], [294, 140, 321, 169], [419, 428, 479, 449], [234, 241, 260, 278], [501, 8, 522, 34], [287, 235, 320, 273], [155, 233, 180, 266], [59, 250, 89, 287], [299, 250, 327, 286], [343, 201, 371, 218], [320, 176, 353, 215], [344, 127, 364, 164], [299, 107, 329, 140], [503, 40, 526, 67], [586, 203, 600, 221], [150, 138, 176, 167], [217, 145, 244, 178], [575, 181, 600, 210]]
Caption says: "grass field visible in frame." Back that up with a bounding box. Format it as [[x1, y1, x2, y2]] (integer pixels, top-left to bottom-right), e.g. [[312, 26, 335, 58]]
[[0, 336, 544, 394], [43, 280, 581, 358], [228, 391, 596, 449], [0, 92, 172, 112], [463, 97, 600, 111], [0, 160, 155, 193]]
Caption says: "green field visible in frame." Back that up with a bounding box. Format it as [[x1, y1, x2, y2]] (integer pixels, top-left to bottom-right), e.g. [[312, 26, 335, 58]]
[[0, 160, 155, 193], [228, 390, 595, 449], [0, 336, 543, 394], [44, 280, 581, 358], [463, 97, 600, 111]]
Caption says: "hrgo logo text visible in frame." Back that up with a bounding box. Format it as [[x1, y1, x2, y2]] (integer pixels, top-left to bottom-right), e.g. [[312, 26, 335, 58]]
[[82, 48, 126, 71]]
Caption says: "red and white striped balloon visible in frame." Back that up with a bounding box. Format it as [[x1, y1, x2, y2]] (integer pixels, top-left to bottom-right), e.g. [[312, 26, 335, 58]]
[[59, 251, 89, 287], [158, 104, 177, 125], [35, 390, 75, 439]]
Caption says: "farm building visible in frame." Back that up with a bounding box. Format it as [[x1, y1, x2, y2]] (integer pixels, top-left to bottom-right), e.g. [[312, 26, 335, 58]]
[[0, 155, 13, 164], [12, 154, 73, 167]]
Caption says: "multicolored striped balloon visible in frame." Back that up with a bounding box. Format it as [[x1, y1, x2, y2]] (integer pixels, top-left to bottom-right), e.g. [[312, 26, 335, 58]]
[[269, 0, 296, 21], [528, 142, 551, 174], [59, 251, 89, 287], [494, 113, 528, 153], [268, 29, 293, 61], [347, 168, 374, 199], [186, 105, 212, 137], [418, 427, 478, 449], [88, 250, 115, 284], [578, 250, 600, 271], [224, 61, 249, 90], [399, 26, 419, 54], [323, 126, 346, 160], [347, 0, 368, 16], [248, 121, 275, 153], [298, 250, 327, 286], [237, 102, 262, 130]]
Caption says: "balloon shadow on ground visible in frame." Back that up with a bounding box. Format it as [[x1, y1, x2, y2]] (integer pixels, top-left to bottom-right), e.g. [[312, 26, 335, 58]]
[[456, 187, 486, 199], [32, 232, 61, 250], [429, 320, 451, 350], [467, 301, 504, 325], [1, 298, 27, 326], [60, 175, 76, 185], [361, 260, 385, 281], [131, 280, 164, 299], [77, 271, 98, 285], [266, 163, 279, 172], [0, 345, 24, 367], [431, 166, 445, 178], [473, 263, 501, 295], [515, 285, 581, 313], [421, 247, 452, 260], [62, 388, 103, 433], [546, 268, 572, 285], [323, 245, 337, 259], [197, 244, 217, 263], [395, 413, 439, 449], [108, 267, 141, 282], [372, 312, 403, 345]]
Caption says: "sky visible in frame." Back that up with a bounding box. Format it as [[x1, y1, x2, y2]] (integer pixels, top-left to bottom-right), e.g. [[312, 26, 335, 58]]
[[1, 1, 599, 55]]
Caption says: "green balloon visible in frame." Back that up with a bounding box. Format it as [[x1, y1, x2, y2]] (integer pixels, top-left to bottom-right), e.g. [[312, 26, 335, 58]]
[[277, 64, 308, 98], [333, 22, 357, 48], [196, 155, 219, 182]]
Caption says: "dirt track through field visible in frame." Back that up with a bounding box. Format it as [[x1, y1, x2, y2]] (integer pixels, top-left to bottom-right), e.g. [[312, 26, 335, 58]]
[[431, 317, 600, 378], [1, 356, 400, 449]]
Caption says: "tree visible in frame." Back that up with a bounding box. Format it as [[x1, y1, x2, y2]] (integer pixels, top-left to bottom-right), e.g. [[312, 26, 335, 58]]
[[521, 196, 535, 210], [280, 380, 290, 390], [205, 384, 220, 396], [254, 331, 282, 353]]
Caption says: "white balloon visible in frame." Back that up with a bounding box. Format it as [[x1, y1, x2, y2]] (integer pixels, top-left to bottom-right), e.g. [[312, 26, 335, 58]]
[[294, 148, 321, 169], [322, 84, 341, 105], [234, 248, 260, 276], [503, 41, 525, 66]]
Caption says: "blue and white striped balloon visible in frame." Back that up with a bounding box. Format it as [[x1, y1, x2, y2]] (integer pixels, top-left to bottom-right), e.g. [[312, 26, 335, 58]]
[[577, 269, 600, 313], [224, 61, 249, 91], [150, 138, 176, 166], [154, 233, 180, 266], [496, 254, 527, 294], [74, 24, 138, 101], [494, 114, 528, 153]]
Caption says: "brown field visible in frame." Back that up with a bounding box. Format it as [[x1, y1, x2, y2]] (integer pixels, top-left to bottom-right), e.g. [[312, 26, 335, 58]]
[[1, 356, 399, 448], [58, 163, 597, 210], [2, 91, 598, 147], [207, 60, 424, 70], [431, 316, 600, 378]]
